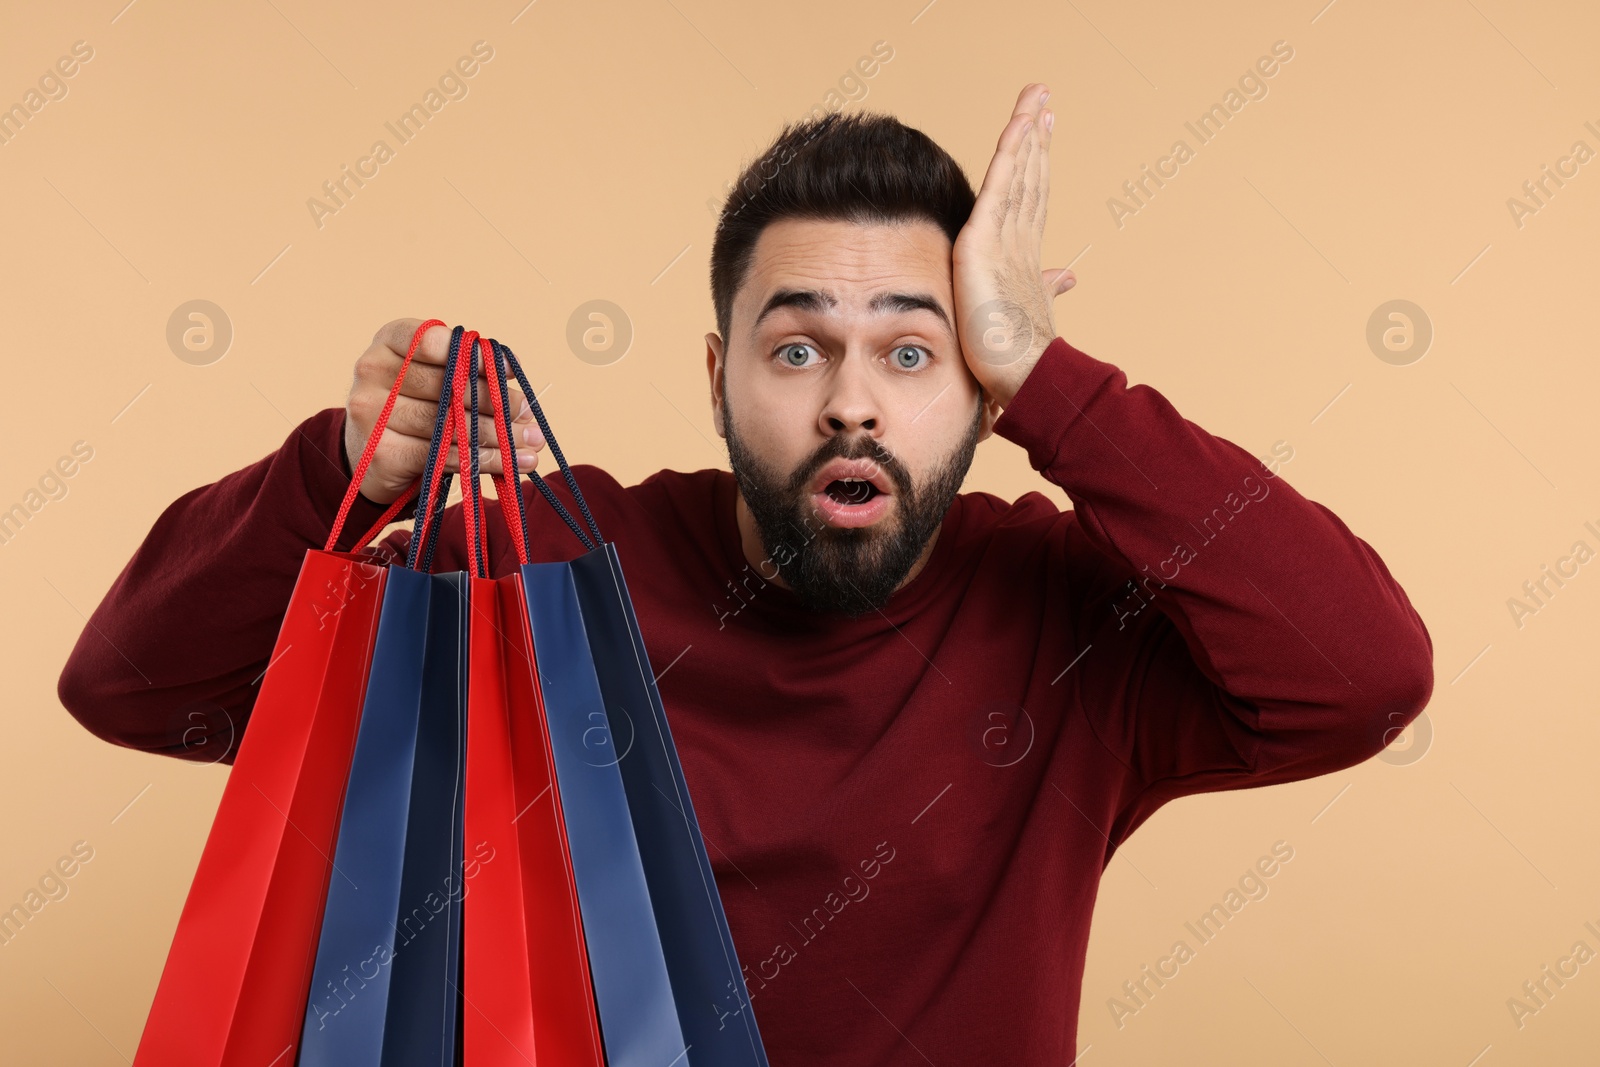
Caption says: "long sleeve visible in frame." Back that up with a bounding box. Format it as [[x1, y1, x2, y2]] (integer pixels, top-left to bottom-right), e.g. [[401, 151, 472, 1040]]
[[56, 407, 402, 763], [992, 337, 1434, 841]]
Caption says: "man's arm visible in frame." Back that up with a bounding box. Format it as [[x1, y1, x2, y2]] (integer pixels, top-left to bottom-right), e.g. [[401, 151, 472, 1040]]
[[56, 408, 401, 761], [952, 85, 1430, 842], [57, 319, 540, 762], [995, 336, 1433, 841]]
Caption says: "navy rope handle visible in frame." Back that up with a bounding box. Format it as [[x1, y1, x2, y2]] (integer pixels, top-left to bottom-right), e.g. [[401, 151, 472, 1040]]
[[495, 339, 604, 547], [527, 462, 595, 553], [489, 339, 531, 555], [406, 325, 466, 571], [419, 472, 453, 573], [408, 326, 463, 570], [489, 340, 595, 551]]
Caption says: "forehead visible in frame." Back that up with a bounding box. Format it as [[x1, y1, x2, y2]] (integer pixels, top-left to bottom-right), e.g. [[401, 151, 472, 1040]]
[[737, 216, 953, 331]]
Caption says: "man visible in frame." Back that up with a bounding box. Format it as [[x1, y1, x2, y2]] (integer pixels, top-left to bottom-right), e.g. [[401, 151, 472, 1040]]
[[59, 85, 1433, 1062]]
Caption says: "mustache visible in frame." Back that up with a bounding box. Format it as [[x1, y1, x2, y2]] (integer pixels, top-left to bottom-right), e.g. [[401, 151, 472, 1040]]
[[785, 434, 913, 498]]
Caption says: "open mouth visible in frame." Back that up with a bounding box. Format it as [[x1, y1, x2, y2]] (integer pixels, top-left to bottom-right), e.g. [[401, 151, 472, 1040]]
[[811, 459, 893, 529], [823, 477, 881, 506]]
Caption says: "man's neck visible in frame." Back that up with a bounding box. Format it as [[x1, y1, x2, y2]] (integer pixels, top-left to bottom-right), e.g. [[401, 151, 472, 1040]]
[[733, 487, 941, 594]]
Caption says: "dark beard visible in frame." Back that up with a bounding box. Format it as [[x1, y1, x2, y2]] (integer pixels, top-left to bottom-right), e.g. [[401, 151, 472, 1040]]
[[723, 394, 983, 617]]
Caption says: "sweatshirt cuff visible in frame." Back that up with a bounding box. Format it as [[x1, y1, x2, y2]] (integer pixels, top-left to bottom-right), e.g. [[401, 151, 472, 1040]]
[[991, 335, 1119, 475], [298, 407, 397, 551]]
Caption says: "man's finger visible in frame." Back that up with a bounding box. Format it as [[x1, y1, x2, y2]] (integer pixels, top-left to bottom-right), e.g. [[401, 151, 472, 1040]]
[[972, 113, 1029, 229], [975, 85, 1050, 227], [375, 319, 455, 365], [440, 446, 539, 474], [1006, 82, 1049, 129], [1031, 105, 1053, 231], [1017, 88, 1049, 226], [1042, 268, 1076, 296], [1012, 118, 1038, 224]]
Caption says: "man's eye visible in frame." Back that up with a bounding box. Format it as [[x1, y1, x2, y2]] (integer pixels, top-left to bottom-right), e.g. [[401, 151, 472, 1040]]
[[778, 343, 821, 368], [891, 345, 929, 370]]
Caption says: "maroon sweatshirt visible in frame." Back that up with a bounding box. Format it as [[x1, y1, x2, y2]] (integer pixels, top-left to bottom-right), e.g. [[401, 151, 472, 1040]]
[[58, 336, 1433, 1063]]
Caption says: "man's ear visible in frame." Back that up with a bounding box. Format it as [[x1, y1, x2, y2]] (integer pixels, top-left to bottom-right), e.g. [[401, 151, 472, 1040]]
[[706, 332, 727, 438], [977, 389, 1003, 443]]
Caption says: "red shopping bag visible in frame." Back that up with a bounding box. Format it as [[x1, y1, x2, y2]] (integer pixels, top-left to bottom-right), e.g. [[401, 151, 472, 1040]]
[[463, 572, 605, 1066], [134, 322, 447, 1067], [132, 549, 390, 1065], [458, 329, 605, 1065]]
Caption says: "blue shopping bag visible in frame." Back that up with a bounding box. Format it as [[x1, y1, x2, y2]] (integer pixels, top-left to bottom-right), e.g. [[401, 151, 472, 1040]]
[[571, 544, 767, 1063], [502, 340, 769, 1067], [522, 560, 686, 1067], [296, 566, 468, 1067]]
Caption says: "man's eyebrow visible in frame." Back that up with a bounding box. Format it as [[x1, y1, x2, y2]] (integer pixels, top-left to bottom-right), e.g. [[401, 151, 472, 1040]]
[[754, 288, 836, 330], [752, 288, 952, 333], [866, 291, 952, 332]]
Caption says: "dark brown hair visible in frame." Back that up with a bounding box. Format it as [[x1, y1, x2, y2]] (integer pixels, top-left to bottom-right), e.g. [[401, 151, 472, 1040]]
[[709, 110, 977, 343]]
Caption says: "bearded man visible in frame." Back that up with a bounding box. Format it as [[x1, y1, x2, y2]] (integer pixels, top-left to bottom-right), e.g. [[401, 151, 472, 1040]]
[[59, 85, 1433, 1063]]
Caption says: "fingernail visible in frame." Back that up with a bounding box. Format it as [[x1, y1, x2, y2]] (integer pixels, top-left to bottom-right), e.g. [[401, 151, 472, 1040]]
[[517, 450, 536, 468], [522, 426, 542, 446], [1040, 88, 1050, 103], [1044, 109, 1054, 132]]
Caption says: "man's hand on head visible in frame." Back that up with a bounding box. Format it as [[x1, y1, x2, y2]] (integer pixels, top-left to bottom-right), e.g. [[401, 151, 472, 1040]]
[[952, 83, 1077, 408], [343, 318, 545, 505]]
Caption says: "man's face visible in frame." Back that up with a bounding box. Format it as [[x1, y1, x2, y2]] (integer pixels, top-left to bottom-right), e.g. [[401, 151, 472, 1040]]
[[706, 216, 997, 615]]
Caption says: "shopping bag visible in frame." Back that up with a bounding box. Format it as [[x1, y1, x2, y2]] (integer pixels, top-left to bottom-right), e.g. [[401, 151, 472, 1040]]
[[498, 339, 770, 1067], [522, 560, 686, 1066], [571, 543, 766, 1061], [131, 551, 388, 1067], [461, 331, 605, 1066], [294, 563, 469, 1066]]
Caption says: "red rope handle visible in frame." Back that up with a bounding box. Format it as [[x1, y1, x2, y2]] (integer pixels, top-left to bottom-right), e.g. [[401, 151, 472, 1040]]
[[413, 332, 472, 565], [325, 319, 445, 551], [480, 335, 531, 565], [451, 331, 483, 577], [350, 479, 420, 552]]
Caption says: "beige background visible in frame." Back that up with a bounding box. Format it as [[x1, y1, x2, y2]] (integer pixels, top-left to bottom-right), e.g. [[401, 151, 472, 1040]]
[[2, 0, 1596, 1062]]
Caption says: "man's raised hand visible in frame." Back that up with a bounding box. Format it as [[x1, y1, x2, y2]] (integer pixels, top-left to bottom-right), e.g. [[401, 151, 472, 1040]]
[[342, 318, 544, 505], [952, 83, 1077, 407]]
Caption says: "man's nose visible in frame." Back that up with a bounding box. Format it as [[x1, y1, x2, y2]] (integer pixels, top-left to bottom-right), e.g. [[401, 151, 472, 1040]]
[[817, 354, 881, 436]]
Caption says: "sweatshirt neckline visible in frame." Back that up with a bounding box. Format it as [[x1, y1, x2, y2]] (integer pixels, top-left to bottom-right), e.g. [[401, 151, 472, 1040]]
[[710, 469, 961, 625]]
